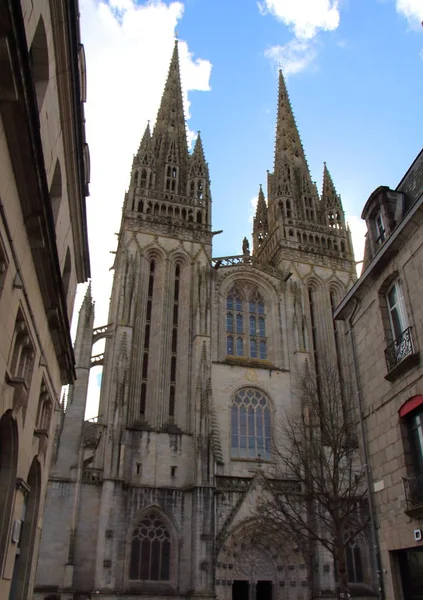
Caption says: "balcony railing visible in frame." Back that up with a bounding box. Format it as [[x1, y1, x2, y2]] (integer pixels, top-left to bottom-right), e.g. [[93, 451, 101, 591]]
[[384, 327, 414, 374], [403, 472, 423, 517]]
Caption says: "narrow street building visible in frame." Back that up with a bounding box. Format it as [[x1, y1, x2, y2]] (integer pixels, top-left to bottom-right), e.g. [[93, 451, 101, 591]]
[[335, 150, 423, 598], [0, 1, 90, 598]]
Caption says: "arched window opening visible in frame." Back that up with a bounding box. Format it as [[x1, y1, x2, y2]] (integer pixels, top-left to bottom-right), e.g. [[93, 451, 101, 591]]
[[50, 160, 62, 225], [286, 200, 291, 219], [227, 291, 244, 357], [197, 180, 204, 201], [36, 385, 52, 431], [169, 264, 180, 418], [129, 512, 171, 581], [346, 540, 364, 583], [141, 260, 155, 416], [0, 413, 18, 572], [249, 293, 267, 360], [10, 311, 35, 388], [62, 247, 71, 303], [231, 388, 271, 460], [30, 17, 49, 111], [196, 212, 202, 224], [10, 458, 41, 599], [140, 169, 147, 188]]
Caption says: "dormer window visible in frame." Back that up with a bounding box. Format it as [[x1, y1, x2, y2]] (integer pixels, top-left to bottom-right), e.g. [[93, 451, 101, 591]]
[[375, 211, 385, 245]]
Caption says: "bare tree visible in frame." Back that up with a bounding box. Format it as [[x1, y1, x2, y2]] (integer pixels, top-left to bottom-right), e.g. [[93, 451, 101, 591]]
[[257, 359, 369, 599]]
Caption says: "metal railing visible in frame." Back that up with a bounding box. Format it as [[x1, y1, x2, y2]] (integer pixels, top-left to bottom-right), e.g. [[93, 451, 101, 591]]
[[384, 327, 414, 373], [403, 472, 423, 512]]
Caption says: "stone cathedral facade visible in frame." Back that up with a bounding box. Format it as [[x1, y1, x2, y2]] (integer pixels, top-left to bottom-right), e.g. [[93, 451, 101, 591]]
[[35, 43, 358, 600]]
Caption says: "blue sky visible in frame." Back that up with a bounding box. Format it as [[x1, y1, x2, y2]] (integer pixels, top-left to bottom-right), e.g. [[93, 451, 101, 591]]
[[78, 0, 422, 416]]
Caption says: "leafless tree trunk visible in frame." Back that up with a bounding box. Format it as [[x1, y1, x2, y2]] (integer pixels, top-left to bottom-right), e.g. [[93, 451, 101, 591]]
[[257, 359, 369, 599]]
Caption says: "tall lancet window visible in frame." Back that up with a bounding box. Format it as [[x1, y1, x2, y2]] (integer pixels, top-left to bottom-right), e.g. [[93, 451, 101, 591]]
[[169, 264, 180, 419], [226, 290, 244, 357], [231, 388, 271, 460], [140, 260, 155, 416], [165, 165, 177, 192], [249, 292, 267, 360]]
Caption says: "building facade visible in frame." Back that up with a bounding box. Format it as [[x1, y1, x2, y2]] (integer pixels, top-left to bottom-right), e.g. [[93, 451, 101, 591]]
[[0, 1, 90, 598], [335, 150, 423, 599], [35, 43, 364, 600]]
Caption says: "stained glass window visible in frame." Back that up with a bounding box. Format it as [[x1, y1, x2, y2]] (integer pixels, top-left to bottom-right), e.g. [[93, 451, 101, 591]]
[[231, 388, 271, 460]]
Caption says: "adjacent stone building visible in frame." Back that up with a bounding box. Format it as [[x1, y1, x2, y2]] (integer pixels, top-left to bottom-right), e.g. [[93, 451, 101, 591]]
[[0, 1, 90, 598], [35, 42, 366, 600], [335, 150, 423, 598]]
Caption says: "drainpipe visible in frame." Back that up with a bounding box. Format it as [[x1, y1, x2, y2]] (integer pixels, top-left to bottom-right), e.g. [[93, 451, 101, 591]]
[[346, 298, 385, 600]]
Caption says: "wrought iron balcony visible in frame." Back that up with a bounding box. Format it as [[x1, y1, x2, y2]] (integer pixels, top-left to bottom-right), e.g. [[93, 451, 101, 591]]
[[384, 327, 417, 378], [403, 472, 423, 517]]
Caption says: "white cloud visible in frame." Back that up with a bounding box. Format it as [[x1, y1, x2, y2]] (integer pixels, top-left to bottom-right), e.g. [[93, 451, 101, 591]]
[[77, 0, 211, 326], [346, 215, 367, 273], [265, 39, 317, 75], [75, 0, 211, 417], [396, 0, 423, 27], [249, 195, 259, 223], [259, 0, 340, 40]]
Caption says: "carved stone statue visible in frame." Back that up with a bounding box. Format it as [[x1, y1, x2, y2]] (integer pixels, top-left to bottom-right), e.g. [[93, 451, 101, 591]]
[[242, 237, 250, 256]]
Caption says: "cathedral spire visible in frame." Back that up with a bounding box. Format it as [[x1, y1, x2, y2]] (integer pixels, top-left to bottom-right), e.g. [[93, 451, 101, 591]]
[[274, 69, 308, 172], [152, 40, 189, 177]]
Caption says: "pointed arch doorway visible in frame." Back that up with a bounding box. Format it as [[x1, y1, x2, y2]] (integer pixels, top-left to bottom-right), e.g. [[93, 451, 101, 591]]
[[231, 545, 275, 600]]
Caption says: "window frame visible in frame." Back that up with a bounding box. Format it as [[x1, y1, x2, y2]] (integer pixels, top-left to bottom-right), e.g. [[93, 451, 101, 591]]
[[230, 387, 272, 461], [225, 288, 267, 362], [127, 509, 177, 589], [386, 279, 407, 342]]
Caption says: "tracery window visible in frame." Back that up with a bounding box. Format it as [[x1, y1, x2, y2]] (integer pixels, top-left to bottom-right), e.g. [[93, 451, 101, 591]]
[[140, 260, 155, 416], [226, 288, 267, 360], [129, 512, 171, 581], [231, 388, 271, 460], [346, 540, 364, 583]]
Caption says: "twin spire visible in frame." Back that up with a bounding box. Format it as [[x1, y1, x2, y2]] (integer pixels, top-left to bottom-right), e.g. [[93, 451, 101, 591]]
[[255, 69, 343, 219], [132, 41, 208, 197]]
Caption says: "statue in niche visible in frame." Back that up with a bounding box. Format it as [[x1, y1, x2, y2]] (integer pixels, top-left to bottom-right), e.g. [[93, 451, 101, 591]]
[[242, 237, 250, 256]]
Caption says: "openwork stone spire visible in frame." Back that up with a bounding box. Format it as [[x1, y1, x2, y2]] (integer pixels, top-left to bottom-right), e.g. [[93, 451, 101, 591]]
[[274, 69, 308, 177], [152, 40, 189, 191]]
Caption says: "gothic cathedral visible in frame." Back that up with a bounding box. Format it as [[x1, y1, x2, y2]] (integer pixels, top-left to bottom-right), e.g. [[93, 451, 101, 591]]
[[35, 42, 356, 600]]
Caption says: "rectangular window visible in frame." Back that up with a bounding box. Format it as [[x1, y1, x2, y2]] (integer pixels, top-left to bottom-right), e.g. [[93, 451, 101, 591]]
[[375, 211, 385, 245], [386, 280, 407, 341]]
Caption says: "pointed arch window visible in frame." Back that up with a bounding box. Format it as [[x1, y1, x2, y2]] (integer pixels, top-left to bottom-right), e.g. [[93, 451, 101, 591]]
[[226, 289, 267, 360], [249, 293, 267, 360], [129, 511, 171, 581], [168, 264, 180, 419], [231, 388, 271, 460], [141, 260, 155, 416], [226, 292, 244, 356]]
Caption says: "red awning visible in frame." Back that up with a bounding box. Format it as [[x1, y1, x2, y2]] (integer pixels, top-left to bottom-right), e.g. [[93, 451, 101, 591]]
[[399, 395, 423, 418]]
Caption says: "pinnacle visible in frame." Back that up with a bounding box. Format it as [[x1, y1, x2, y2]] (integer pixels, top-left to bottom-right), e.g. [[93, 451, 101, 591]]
[[321, 162, 341, 208]]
